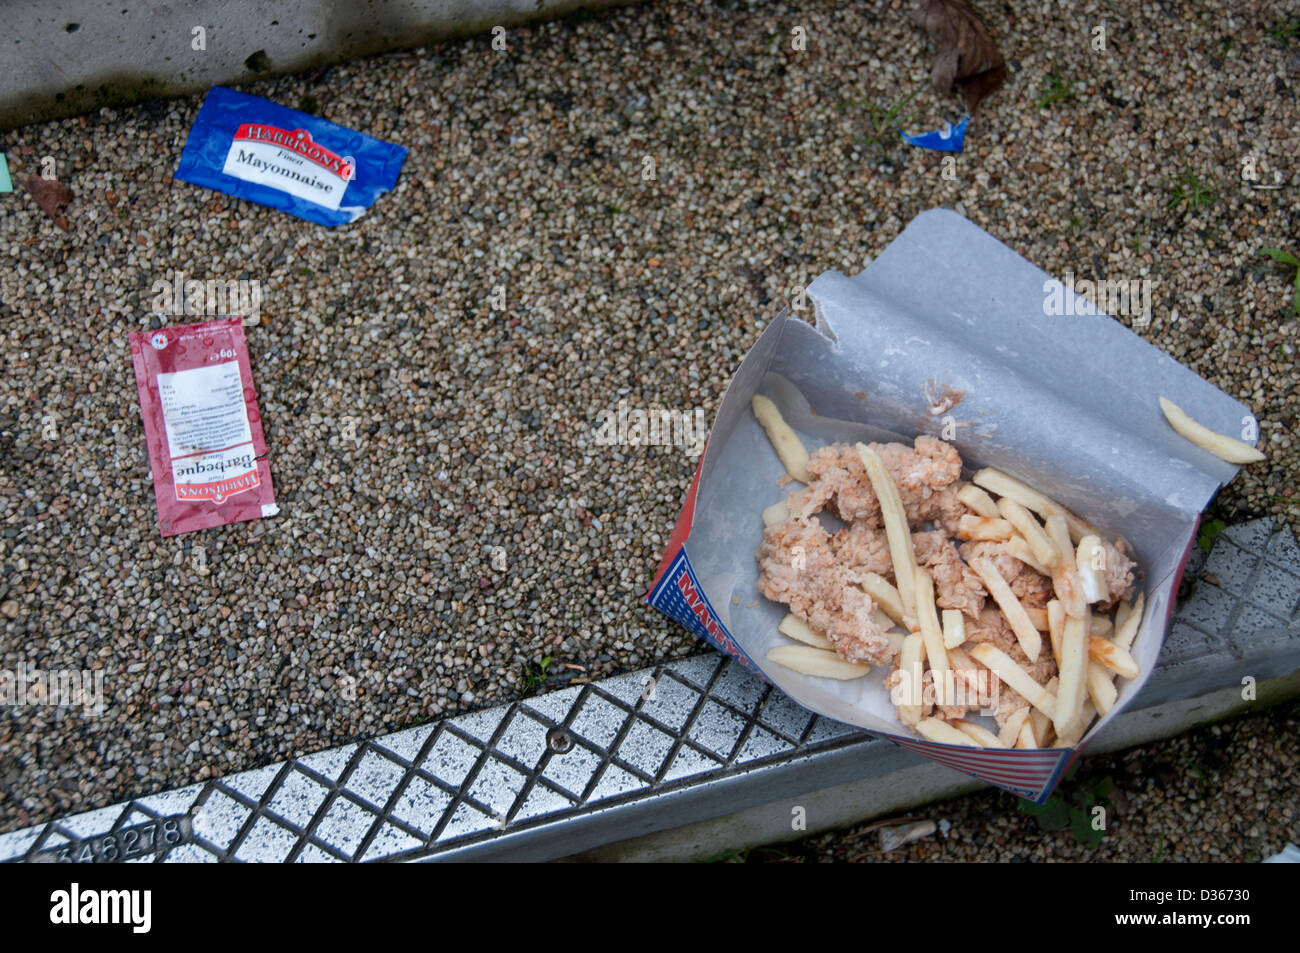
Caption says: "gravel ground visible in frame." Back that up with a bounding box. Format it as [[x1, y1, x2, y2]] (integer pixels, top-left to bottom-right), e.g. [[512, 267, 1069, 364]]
[[1, 0, 1297, 833], [740, 698, 1300, 862]]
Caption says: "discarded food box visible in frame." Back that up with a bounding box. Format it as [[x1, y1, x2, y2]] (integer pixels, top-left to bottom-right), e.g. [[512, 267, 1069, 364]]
[[646, 208, 1257, 802]]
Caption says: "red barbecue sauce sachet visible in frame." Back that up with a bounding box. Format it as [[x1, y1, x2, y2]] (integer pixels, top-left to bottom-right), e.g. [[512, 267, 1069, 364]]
[[130, 317, 278, 536]]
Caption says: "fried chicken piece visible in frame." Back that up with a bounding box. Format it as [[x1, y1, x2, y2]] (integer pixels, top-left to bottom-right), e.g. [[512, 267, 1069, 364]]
[[1100, 538, 1137, 603], [832, 519, 895, 578], [756, 516, 894, 666], [804, 444, 882, 525], [912, 529, 986, 619], [802, 436, 967, 532]]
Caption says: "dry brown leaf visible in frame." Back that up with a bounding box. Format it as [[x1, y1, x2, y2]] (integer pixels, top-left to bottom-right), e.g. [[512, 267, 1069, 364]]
[[911, 0, 1007, 116], [24, 175, 75, 232]]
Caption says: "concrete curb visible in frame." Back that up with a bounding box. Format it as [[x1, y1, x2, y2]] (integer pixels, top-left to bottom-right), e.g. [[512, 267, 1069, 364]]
[[1, 0, 640, 131]]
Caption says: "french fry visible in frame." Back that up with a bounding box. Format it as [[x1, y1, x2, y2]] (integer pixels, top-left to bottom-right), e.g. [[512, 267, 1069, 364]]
[[1114, 592, 1144, 651], [886, 629, 907, 655], [1026, 606, 1050, 631], [1075, 534, 1110, 603], [957, 515, 1015, 541], [973, 466, 1103, 543], [1089, 615, 1112, 637], [998, 706, 1030, 747], [766, 645, 871, 680], [969, 643, 1058, 719], [762, 500, 789, 526], [778, 614, 833, 650], [917, 717, 979, 747], [956, 483, 1001, 519], [1047, 599, 1066, 668], [915, 567, 950, 705], [860, 572, 908, 628], [898, 633, 925, 726], [1016, 719, 1038, 749], [1005, 534, 1053, 576], [1045, 513, 1086, 618], [751, 394, 812, 482], [870, 608, 897, 634], [1089, 635, 1140, 680], [1114, 596, 1132, 635], [941, 608, 966, 650], [1086, 661, 1118, 715], [856, 443, 919, 618], [1159, 396, 1265, 464], [1030, 680, 1057, 747], [969, 557, 1042, 662], [1054, 615, 1090, 745], [1056, 698, 1098, 747], [998, 498, 1061, 570], [954, 719, 1007, 748]]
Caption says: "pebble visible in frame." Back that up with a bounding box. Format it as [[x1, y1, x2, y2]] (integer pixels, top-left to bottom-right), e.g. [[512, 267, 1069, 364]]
[[0, 0, 1295, 833]]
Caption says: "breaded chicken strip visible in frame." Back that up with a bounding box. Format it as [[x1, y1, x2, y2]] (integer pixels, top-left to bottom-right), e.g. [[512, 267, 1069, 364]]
[[756, 516, 894, 666], [912, 530, 986, 620]]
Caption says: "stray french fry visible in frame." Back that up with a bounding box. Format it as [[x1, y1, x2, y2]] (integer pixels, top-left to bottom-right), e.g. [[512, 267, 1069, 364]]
[[778, 614, 833, 650], [969, 557, 1042, 662], [860, 572, 908, 627], [762, 500, 789, 526], [1086, 661, 1118, 715], [998, 706, 1031, 747], [970, 643, 1058, 719], [751, 394, 812, 482], [857, 443, 920, 618], [898, 633, 925, 726], [1114, 593, 1144, 651], [1075, 534, 1110, 603], [767, 645, 870, 680], [1159, 396, 1265, 464], [941, 608, 966, 650], [973, 467, 1103, 543], [998, 498, 1061, 569], [915, 567, 950, 705], [1054, 615, 1090, 745], [957, 515, 1015, 541], [917, 717, 979, 747], [954, 720, 1006, 748], [956, 483, 1001, 519], [1089, 635, 1140, 680]]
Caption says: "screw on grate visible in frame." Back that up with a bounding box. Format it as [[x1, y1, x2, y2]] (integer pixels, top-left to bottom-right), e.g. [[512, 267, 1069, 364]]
[[546, 727, 574, 754]]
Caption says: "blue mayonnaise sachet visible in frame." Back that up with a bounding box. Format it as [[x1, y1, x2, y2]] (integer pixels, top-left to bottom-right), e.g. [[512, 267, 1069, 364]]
[[174, 87, 407, 227]]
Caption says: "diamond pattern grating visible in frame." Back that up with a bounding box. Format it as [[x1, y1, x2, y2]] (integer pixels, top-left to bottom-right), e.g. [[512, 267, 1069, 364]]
[[2, 518, 1296, 863]]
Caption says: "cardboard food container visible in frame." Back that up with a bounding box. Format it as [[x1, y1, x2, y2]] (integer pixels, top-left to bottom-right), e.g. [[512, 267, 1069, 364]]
[[645, 209, 1256, 802]]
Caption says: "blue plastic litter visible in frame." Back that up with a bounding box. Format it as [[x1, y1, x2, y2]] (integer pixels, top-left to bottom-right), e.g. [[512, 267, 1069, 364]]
[[900, 116, 968, 153], [174, 87, 407, 227]]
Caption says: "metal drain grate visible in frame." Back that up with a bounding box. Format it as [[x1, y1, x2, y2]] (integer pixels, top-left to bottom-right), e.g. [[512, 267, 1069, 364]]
[[2, 518, 1297, 863]]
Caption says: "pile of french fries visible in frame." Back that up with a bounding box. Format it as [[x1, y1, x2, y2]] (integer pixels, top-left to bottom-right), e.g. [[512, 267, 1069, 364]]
[[753, 395, 1146, 750]]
